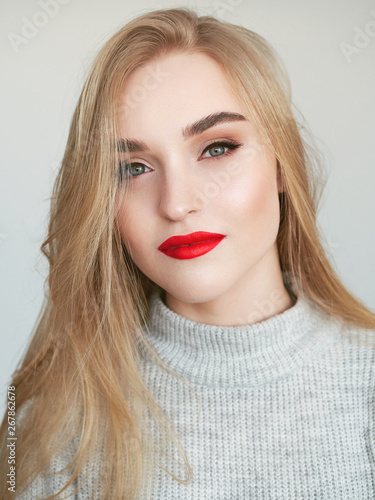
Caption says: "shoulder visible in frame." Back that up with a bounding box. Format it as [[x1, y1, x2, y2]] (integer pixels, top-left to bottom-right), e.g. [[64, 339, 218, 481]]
[[301, 296, 375, 372], [336, 320, 375, 366], [332, 315, 375, 353], [315, 307, 375, 380]]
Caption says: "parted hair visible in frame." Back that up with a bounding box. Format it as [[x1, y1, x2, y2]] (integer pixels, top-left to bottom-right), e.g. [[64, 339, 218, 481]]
[[1, 7, 374, 500]]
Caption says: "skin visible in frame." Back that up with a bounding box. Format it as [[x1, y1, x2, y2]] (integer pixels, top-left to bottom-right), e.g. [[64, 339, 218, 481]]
[[116, 51, 295, 326]]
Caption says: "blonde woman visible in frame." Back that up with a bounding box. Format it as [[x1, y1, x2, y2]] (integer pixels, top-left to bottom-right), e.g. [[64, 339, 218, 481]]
[[1, 7, 375, 500]]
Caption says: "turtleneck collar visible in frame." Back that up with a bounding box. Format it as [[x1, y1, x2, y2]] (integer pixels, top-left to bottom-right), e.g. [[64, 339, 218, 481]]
[[141, 289, 339, 388]]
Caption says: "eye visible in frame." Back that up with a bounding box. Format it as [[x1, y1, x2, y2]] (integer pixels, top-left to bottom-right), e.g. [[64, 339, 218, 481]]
[[117, 161, 152, 182], [116, 139, 243, 183], [201, 140, 243, 160]]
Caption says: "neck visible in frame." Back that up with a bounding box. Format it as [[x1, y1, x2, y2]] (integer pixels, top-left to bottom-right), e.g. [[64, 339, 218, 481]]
[[165, 286, 295, 327]]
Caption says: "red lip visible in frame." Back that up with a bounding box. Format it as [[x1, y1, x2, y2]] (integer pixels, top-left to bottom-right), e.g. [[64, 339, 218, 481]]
[[158, 231, 226, 260]]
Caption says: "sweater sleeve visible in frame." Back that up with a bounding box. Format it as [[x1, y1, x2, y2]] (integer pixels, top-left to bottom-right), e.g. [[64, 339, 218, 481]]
[[13, 402, 107, 499], [15, 437, 108, 500], [13, 399, 79, 500], [15, 444, 79, 500]]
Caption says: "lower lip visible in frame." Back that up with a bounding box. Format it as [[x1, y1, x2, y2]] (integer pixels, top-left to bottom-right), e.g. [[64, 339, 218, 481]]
[[159, 236, 225, 260]]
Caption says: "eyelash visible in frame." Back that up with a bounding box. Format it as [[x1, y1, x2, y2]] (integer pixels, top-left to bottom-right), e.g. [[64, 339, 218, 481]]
[[117, 140, 243, 181]]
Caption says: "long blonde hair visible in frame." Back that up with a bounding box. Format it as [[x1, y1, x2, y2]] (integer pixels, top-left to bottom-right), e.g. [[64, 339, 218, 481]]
[[1, 7, 374, 500]]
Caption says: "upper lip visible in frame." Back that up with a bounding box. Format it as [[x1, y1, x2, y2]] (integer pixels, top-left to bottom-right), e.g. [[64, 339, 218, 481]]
[[158, 231, 225, 251]]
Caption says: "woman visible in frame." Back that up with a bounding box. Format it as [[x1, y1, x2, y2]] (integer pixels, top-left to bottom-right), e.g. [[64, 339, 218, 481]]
[[1, 6, 375, 500]]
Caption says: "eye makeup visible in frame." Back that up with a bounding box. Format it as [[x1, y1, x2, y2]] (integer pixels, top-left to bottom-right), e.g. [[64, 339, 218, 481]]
[[117, 138, 243, 183]]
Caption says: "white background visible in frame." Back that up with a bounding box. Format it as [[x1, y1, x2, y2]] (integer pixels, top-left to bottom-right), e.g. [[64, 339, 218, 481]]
[[1, 0, 374, 415]]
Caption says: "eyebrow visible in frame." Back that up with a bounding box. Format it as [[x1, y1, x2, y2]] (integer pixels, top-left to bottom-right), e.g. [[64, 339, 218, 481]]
[[116, 111, 247, 153]]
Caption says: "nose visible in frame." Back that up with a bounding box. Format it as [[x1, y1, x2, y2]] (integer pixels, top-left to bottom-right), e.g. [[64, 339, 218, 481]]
[[158, 165, 202, 221]]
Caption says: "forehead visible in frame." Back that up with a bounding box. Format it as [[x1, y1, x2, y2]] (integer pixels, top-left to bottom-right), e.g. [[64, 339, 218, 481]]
[[118, 52, 245, 134]]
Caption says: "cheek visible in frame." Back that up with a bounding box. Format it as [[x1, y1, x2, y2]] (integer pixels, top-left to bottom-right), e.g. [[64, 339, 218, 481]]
[[221, 166, 280, 235], [116, 197, 143, 254], [116, 194, 161, 273]]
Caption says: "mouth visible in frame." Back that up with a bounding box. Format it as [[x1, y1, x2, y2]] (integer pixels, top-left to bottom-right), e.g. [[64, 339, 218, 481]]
[[158, 231, 226, 260]]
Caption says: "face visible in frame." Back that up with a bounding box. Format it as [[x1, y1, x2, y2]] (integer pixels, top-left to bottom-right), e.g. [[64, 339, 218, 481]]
[[116, 51, 286, 318]]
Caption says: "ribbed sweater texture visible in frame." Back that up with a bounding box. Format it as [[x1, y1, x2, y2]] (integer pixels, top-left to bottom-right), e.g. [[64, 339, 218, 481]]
[[15, 290, 375, 499]]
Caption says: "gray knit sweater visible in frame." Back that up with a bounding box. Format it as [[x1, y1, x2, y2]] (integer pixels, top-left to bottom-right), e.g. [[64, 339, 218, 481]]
[[15, 290, 375, 499]]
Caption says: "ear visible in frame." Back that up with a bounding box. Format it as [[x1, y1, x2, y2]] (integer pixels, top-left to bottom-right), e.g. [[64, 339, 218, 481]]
[[276, 160, 285, 193]]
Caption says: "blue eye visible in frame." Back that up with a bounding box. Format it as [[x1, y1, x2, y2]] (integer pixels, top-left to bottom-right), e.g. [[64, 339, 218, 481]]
[[117, 140, 243, 182], [201, 140, 242, 160], [207, 145, 226, 156], [118, 161, 151, 181]]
